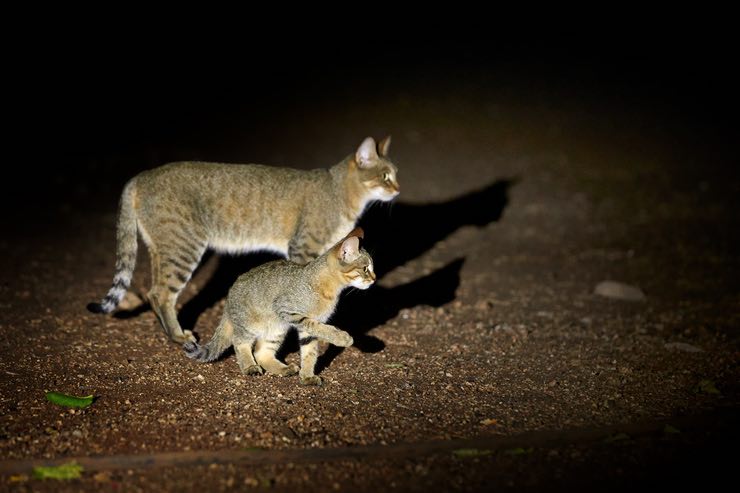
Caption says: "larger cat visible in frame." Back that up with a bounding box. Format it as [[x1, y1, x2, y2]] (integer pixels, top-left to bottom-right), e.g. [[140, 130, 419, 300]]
[[88, 136, 399, 343], [183, 228, 374, 386]]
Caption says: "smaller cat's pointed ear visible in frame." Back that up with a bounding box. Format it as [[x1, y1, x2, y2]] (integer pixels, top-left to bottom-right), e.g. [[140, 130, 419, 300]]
[[378, 135, 391, 157], [355, 137, 378, 168], [338, 236, 360, 263]]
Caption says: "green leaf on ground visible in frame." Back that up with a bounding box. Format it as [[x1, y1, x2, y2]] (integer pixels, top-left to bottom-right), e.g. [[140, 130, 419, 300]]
[[259, 475, 275, 488], [45, 392, 94, 409], [697, 380, 721, 395], [384, 363, 407, 369], [452, 448, 492, 458], [603, 432, 630, 443], [32, 461, 83, 480], [504, 447, 533, 456], [663, 424, 681, 434]]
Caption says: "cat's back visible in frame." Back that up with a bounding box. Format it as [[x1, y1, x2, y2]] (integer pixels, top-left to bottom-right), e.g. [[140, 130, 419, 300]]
[[136, 161, 324, 195], [228, 259, 305, 302], [130, 161, 335, 254]]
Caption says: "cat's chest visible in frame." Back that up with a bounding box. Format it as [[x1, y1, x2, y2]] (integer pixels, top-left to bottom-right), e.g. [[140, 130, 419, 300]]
[[310, 288, 340, 323], [314, 304, 337, 323]]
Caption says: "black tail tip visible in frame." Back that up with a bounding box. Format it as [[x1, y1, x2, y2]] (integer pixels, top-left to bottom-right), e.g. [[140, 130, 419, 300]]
[[86, 302, 106, 314]]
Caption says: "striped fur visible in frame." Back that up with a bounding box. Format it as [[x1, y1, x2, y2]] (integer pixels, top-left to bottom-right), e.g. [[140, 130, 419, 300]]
[[87, 178, 138, 314], [183, 318, 234, 362], [87, 137, 399, 344], [183, 229, 375, 385]]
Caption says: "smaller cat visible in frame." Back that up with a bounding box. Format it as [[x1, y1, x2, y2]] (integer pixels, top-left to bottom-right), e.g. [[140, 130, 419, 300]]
[[183, 228, 374, 385]]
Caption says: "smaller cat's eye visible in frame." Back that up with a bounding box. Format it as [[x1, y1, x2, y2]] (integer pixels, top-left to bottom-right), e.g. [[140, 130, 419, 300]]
[[383, 172, 391, 183], [363, 266, 369, 273]]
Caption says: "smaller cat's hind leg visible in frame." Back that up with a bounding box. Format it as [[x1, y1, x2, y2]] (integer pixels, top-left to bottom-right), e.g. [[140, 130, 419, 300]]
[[253, 338, 298, 377], [233, 334, 263, 376]]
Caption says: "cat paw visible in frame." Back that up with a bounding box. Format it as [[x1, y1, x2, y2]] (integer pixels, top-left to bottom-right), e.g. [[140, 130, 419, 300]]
[[244, 365, 265, 376], [118, 291, 146, 311], [275, 363, 299, 377], [299, 375, 322, 386], [333, 331, 353, 347], [171, 330, 197, 344]]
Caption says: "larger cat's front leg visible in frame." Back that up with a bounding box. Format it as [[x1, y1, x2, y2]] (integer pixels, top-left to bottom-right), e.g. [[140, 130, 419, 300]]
[[287, 228, 324, 265]]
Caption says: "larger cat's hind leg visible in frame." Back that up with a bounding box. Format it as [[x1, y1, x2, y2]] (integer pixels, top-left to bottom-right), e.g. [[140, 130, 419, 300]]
[[253, 338, 298, 377], [148, 238, 206, 344]]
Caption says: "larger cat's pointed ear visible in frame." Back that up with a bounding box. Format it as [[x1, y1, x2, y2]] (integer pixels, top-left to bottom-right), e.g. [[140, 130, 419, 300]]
[[338, 236, 360, 263], [355, 137, 378, 168], [378, 135, 391, 157]]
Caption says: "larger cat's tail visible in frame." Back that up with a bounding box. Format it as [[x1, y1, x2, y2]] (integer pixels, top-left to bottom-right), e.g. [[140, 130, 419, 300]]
[[183, 318, 234, 362], [87, 178, 139, 314]]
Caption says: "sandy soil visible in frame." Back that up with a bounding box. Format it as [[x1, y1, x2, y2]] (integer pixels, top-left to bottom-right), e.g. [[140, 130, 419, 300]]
[[1, 66, 738, 492]]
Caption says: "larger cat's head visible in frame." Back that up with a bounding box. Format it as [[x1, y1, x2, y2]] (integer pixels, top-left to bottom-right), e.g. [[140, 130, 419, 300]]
[[331, 227, 376, 290], [352, 136, 400, 202]]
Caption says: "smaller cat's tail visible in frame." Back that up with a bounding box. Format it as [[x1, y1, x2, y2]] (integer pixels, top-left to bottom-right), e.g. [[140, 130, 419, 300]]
[[184, 318, 234, 362], [87, 178, 139, 314]]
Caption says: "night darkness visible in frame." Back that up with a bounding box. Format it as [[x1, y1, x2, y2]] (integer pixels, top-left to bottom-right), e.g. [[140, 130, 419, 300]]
[[2, 21, 739, 491], [8, 28, 738, 206]]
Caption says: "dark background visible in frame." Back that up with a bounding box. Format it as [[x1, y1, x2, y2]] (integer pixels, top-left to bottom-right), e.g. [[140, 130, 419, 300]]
[[2, 18, 739, 491], [6, 21, 738, 217]]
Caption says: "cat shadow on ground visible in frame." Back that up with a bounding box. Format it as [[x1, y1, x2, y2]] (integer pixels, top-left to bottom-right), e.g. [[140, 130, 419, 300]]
[[115, 178, 513, 366], [112, 251, 282, 328], [356, 178, 513, 279], [314, 178, 513, 371]]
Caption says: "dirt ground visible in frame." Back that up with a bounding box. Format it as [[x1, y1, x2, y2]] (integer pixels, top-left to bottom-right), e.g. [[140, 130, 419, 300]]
[[1, 59, 739, 492]]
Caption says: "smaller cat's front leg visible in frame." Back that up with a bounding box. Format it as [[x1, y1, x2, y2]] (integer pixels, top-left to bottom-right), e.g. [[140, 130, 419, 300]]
[[297, 332, 322, 386], [278, 312, 353, 386], [326, 327, 353, 347], [282, 314, 353, 348]]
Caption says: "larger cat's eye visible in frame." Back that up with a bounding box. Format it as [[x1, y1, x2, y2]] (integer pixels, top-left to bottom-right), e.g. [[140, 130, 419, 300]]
[[382, 172, 391, 183], [363, 266, 369, 273]]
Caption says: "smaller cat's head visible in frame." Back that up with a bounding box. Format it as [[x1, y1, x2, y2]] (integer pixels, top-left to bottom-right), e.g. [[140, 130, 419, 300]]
[[352, 136, 400, 202], [332, 227, 376, 290]]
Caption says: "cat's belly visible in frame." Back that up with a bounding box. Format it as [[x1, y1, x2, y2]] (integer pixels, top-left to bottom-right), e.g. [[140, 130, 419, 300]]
[[209, 235, 290, 256]]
